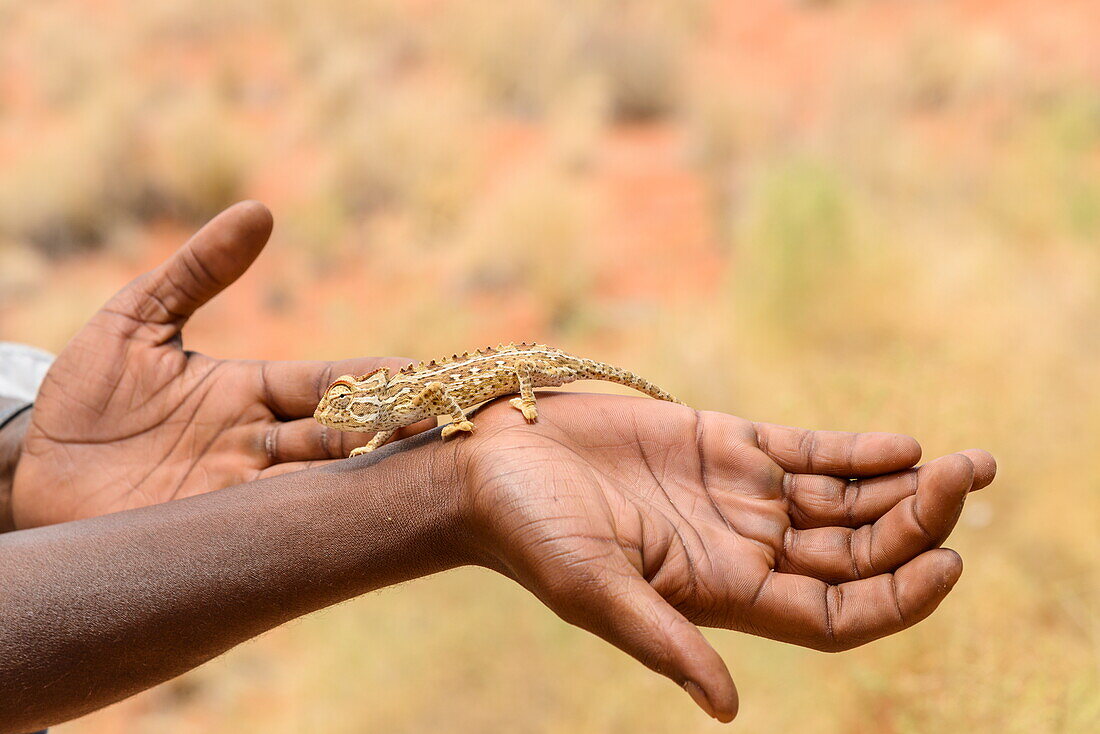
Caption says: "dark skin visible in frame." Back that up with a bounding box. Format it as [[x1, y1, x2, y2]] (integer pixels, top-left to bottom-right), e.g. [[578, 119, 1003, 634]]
[[0, 399, 30, 532], [8, 201, 431, 530], [1, 428, 463, 733], [0, 202, 997, 729]]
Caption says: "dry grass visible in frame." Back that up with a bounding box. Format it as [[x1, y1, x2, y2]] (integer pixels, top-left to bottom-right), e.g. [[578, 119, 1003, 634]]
[[0, 1, 1096, 732], [437, 0, 700, 121]]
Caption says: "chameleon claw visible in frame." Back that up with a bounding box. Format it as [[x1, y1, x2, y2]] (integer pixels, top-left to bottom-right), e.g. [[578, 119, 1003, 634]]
[[349, 445, 372, 458], [441, 420, 476, 440], [509, 397, 538, 422]]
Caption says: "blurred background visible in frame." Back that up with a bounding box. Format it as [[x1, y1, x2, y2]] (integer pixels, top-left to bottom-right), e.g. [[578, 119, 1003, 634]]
[[1, 0, 1097, 731]]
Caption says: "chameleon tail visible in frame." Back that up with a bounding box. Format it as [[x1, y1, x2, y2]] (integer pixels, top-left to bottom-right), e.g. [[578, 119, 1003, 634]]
[[578, 359, 686, 405]]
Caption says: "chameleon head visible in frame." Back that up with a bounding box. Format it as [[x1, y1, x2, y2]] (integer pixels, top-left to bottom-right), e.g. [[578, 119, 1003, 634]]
[[313, 369, 394, 431]]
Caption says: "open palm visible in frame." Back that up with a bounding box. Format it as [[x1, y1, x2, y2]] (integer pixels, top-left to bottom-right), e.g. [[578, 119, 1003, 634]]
[[13, 202, 424, 528], [456, 393, 996, 721]]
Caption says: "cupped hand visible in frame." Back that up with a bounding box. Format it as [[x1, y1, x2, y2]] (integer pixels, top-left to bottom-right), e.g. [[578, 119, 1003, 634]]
[[454, 393, 996, 722], [14, 202, 428, 528]]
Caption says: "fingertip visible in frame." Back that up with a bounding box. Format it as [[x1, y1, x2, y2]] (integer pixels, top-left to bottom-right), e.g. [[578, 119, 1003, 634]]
[[895, 548, 963, 623], [715, 683, 739, 723], [896, 434, 923, 467], [898, 546, 962, 582], [684, 681, 717, 719], [854, 432, 922, 475], [708, 666, 739, 723], [225, 200, 274, 242], [927, 547, 964, 587], [939, 450, 975, 474], [924, 453, 975, 494], [683, 634, 738, 722], [685, 676, 738, 723], [236, 198, 271, 214], [192, 200, 274, 273], [959, 449, 997, 490], [914, 455, 973, 532]]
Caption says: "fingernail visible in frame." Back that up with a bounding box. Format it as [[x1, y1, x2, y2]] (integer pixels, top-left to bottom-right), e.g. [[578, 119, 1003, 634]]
[[683, 681, 717, 719]]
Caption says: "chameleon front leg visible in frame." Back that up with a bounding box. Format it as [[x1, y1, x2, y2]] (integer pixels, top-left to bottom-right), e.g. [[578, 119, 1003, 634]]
[[509, 360, 540, 422], [349, 429, 396, 457], [414, 381, 475, 440]]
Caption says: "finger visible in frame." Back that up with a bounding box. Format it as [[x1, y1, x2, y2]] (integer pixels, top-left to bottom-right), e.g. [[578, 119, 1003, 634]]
[[754, 423, 922, 477], [544, 557, 737, 722], [263, 416, 435, 463], [739, 548, 963, 651], [786, 447, 996, 529], [779, 454, 974, 583], [959, 449, 997, 490], [785, 471, 921, 529], [264, 418, 368, 462], [106, 201, 273, 341], [260, 357, 415, 420]]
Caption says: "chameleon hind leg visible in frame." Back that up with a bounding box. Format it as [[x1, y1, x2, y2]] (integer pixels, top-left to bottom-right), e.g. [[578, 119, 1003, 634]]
[[412, 381, 476, 440], [349, 429, 396, 457], [509, 360, 540, 422], [509, 361, 575, 423]]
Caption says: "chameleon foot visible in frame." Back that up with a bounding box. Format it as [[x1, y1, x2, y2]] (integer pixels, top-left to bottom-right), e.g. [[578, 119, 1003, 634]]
[[509, 397, 538, 422], [347, 428, 395, 457], [441, 420, 476, 440]]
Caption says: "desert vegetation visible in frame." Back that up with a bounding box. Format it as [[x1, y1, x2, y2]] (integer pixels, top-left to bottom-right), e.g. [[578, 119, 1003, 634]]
[[0, 1, 1096, 731]]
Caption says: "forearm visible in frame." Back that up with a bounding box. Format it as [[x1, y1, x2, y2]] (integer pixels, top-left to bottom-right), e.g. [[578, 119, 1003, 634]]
[[0, 433, 465, 733]]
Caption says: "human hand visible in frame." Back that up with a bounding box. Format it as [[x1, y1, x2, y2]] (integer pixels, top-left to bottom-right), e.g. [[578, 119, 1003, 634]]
[[453, 393, 996, 722], [13, 202, 429, 528]]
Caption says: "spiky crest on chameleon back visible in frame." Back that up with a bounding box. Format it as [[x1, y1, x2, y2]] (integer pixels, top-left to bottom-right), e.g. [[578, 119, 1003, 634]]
[[314, 343, 684, 456]]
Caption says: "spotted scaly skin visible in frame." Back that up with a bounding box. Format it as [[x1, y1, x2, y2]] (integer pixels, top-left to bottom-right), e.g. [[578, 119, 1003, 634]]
[[313, 343, 685, 456]]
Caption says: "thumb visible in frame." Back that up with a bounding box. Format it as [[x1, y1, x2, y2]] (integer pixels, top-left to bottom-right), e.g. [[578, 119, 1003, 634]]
[[107, 201, 273, 342], [547, 558, 738, 722]]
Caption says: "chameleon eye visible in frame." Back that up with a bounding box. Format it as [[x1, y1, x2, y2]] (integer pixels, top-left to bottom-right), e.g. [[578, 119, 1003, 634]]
[[327, 378, 355, 396]]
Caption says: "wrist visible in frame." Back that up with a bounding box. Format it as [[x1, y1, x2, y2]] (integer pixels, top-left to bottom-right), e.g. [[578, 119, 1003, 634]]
[[0, 399, 32, 533], [318, 429, 478, 582], [444, 431, 521, 576]]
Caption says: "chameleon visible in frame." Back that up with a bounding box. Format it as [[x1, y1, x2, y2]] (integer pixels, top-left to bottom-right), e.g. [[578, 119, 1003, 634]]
[[313, 342, 684, 456]]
